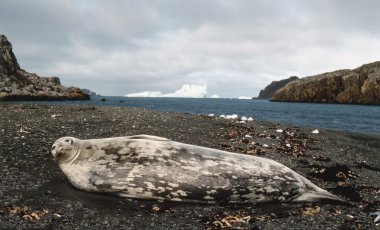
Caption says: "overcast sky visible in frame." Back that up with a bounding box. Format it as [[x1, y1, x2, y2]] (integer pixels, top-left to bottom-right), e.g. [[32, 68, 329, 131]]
[[1, 0, 379, 97]]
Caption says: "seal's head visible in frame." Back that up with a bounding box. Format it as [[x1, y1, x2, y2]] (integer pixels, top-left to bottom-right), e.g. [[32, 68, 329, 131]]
[[52, 137, 80, 163]]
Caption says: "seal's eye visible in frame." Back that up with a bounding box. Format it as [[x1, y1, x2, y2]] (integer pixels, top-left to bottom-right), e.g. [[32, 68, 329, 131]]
[[64, 139, 73, 144]]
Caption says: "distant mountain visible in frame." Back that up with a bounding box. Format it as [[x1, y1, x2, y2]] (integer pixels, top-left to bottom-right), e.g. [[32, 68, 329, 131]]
[[258, 76, 299, 99], [271, 61, 380, 105], [0, 34, 89, 101]]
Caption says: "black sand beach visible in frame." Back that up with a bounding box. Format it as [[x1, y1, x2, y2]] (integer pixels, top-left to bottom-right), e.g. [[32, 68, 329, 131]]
[[0, 104, 379, 229]]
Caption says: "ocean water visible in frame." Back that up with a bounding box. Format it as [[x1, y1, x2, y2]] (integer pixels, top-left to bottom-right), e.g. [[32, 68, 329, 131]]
[[6, 96, 380, 135]]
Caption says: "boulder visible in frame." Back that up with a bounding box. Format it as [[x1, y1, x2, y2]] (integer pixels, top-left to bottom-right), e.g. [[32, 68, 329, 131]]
[[271, 62, 380, 105], [0, 34, 89, 101]]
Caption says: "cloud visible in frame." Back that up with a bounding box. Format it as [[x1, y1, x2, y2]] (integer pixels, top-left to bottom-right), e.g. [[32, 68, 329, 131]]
[[1, 0, 380, 97]]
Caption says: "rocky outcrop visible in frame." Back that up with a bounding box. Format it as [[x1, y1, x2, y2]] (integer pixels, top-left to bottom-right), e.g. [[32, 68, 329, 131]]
[[0, 35, 89, 101], [258, 76, 299, 99], [271, 61, 380, 105]]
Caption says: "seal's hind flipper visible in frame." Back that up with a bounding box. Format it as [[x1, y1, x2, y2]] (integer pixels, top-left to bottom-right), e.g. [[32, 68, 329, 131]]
[[292, 191, 348, 204]]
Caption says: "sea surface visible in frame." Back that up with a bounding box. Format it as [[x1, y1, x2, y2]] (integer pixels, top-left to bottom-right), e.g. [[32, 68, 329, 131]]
[[6, 96, 380, 135]]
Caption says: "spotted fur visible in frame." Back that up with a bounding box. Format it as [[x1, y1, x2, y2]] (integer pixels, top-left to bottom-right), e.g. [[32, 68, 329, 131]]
[[51, 135, 344, 204]]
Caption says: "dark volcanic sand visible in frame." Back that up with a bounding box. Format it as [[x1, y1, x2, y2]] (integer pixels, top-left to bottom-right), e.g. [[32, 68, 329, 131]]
[[0, 104, 379, 229]]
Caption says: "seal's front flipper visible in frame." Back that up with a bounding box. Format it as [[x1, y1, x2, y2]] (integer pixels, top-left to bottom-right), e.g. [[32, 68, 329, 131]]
[[128, 135, 170, 141]]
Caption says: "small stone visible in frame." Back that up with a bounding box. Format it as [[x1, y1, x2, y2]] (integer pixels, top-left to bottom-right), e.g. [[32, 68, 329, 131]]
[[53, 213, 62, 220]]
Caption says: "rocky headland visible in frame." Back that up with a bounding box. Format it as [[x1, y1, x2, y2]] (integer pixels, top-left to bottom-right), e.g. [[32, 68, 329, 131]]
[[271, 61, 380, 105], [0, 34, 89, 101], [258, 76, 299, 99]]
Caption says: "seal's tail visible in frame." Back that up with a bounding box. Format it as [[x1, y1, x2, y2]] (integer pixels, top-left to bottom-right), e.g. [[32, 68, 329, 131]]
[[292, 191, 348, 204]]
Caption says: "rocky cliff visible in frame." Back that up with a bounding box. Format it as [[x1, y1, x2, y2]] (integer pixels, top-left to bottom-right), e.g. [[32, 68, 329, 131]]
[[258, 76, 299, 99], [271, 61, 380, 105], [0, 35, 89, 101]]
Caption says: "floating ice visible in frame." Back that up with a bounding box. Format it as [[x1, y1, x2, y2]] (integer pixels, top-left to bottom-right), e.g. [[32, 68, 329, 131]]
[[241, 116, 248, 121]]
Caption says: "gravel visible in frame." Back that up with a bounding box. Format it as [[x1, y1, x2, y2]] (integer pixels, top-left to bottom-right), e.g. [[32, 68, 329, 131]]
[[0, 103, 379, 229]]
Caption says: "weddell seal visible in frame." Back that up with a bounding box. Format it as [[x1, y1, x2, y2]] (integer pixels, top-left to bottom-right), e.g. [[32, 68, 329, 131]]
[[51, 135, 345, 204]]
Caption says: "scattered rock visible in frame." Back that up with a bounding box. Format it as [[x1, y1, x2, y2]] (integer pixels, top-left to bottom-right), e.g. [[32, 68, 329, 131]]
[[307, 164, 359, 182]]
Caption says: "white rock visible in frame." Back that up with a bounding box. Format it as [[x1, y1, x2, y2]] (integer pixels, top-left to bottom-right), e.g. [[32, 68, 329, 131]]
[[247, 117, 254, 122], [51, 114, 62, 118], [311, 129, 319, 134], [262, 144, 269, 148], [276, 129, 283, 133], [230, 114, 239, 119], [208, 114, 215, 117], [245, 135, 252, 138], [286, 143, 291, 148]]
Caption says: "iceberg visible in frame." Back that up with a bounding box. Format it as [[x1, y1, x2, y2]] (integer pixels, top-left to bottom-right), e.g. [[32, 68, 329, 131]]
[[125, 84, 207, 98]]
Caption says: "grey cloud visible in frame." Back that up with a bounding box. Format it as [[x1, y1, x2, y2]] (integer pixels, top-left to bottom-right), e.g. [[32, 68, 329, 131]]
[[1, 0, 379, 97]]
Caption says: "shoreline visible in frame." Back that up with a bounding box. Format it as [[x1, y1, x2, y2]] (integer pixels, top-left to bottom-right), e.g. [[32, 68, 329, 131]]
[[1, 103, 379, 229], [2, 97, 379, 136]]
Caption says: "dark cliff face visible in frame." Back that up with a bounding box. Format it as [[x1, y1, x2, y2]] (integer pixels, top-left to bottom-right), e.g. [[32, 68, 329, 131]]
[[0, 35, 89, 101], [0, 35, 20, 74], [258, 76, 299, 99], [271, 62, 380, 105]]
